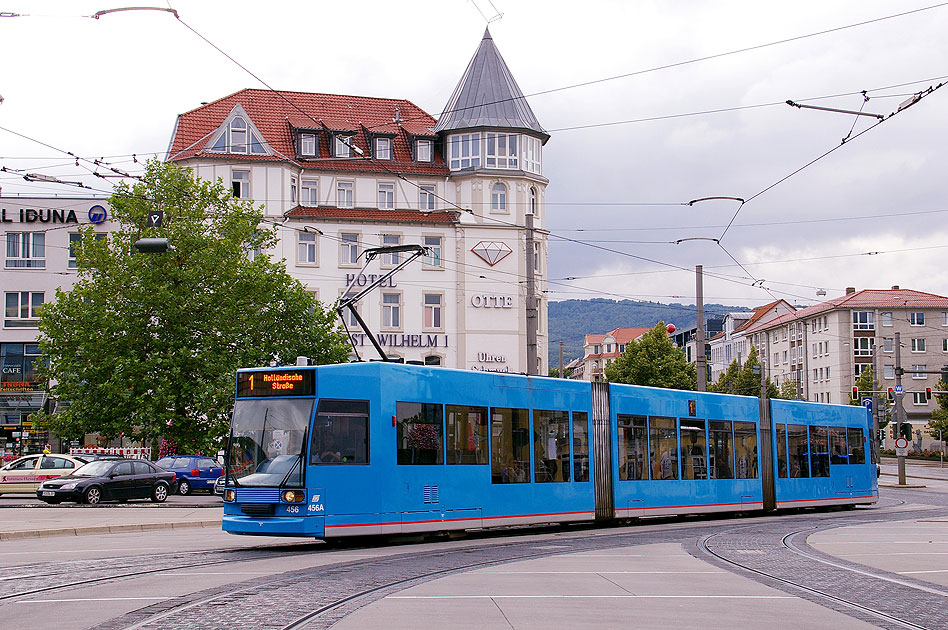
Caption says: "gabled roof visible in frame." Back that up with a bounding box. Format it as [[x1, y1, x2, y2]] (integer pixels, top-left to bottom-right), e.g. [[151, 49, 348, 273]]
[[168, 89, 449, 176], [734, 300, 795, 332], [584, 327, 651, 347], [744, 288, 948, 333], [433, 29, 548, 141], [285, 206, 459, 225]]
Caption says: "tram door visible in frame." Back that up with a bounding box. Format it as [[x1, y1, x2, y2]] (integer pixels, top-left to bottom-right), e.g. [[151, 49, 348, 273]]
[[591, 381, 614, 521]]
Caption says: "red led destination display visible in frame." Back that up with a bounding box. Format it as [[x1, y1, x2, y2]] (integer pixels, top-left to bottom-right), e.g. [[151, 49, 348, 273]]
[[236, 370, 315, 398]]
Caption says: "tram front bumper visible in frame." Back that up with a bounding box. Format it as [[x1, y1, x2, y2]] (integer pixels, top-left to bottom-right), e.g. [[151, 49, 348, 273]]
[[223, 514, 325, 537]]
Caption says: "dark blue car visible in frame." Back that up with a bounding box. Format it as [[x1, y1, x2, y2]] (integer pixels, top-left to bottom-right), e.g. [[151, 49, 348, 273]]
[[155, 455, 222, 495]]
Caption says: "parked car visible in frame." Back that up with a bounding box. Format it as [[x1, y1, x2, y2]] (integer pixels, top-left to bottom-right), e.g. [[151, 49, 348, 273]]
[[36, 458, 175, 504], [214, 474, 226, 496], [74, 453, 125, 461], [0, 454, 90, 495], [154, 455, 223, 495]]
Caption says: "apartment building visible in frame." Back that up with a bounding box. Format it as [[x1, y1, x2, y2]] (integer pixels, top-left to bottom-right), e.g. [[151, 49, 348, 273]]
[[708, 300, 795, 380]]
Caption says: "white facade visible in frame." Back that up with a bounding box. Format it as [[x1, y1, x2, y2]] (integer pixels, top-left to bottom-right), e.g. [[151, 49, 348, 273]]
[[0, 196, 117, 454]]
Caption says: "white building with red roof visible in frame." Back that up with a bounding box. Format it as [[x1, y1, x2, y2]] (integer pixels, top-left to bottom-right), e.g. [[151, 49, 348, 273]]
[[574, 328, 652, 382], [165, 29, 549, 372], [708, 300, 796, 381], [743, 287, 948, 438]]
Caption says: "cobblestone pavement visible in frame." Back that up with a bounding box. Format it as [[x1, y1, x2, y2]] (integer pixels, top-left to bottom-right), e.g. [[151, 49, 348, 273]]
[[77, 495, 946, 630]]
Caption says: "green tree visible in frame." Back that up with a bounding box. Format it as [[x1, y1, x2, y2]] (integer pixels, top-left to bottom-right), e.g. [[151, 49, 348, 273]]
[[930, 379, 948, 436], [604, 322, 696, 389], [35, 160, 349, 453], [709, 346, 778, 398], [777, 378, 800, 400], [849, 366, 889, 432]]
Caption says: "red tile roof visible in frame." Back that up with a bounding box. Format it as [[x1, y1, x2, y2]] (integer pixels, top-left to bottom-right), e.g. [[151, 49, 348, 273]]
[[584, 327, 651, 347], [744, 288, 948, 333], [286, 206, 459, 224], [734, 300, 794, 332], [168, 89, 449, 176]]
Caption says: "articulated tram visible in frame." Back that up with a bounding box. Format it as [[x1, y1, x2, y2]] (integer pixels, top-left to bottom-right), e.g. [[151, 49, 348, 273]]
[[222, 362, 877, 538]]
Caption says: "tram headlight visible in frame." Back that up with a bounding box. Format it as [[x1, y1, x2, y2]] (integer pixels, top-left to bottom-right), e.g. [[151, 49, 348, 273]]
[[223, 489, 236, 502], [281, 489, 305, 503]]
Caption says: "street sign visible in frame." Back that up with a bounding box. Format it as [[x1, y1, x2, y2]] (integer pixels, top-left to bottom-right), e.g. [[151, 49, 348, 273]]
[[895, 385, 903, 394], [147, 210, 163, 228], [895, 436, 909, 456], [861, 396, 873, 412]]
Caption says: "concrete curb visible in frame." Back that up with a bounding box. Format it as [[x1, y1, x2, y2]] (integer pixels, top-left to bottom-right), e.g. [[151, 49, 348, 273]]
[[878, 483, 927, 489], [0, 519, 222, 540]]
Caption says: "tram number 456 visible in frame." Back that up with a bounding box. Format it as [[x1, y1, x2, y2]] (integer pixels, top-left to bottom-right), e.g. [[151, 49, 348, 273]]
[[286, 504, 324, 514]]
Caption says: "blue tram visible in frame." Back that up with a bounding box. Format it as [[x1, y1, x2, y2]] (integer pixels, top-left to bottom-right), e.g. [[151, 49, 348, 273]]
[[221, 362, 877, 538]]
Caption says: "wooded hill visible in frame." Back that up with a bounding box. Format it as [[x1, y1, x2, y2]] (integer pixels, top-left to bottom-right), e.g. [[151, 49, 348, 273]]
[[548, 298, 747, 363]]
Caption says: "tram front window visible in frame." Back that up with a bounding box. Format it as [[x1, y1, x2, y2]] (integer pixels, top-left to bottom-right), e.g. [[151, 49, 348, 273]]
[[228, 398, 313, 487]]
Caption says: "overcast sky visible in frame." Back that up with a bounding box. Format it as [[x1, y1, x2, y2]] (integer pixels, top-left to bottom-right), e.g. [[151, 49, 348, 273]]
[[2, 1, 946, 312]]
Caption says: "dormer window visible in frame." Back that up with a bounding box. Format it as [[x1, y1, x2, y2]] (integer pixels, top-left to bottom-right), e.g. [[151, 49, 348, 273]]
[[207, 109, 268, 155], [375, 137, 392, 160], [416, 139, 432, 162], [230, 118, 247, 153], [334, 135, 352, 158], [300, 133, 316, 156]]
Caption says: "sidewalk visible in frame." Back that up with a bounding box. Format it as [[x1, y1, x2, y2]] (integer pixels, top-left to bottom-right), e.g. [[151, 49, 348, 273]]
[[0, 505, 222, 540]]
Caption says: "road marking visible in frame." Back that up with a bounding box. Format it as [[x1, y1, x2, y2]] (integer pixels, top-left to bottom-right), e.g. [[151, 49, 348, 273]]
[[18, 597, 168, 603], [836, 552, 948, 556], [161, 572, 271, 576], [0, 547, 165, 556], [477, 571, 725, 574], [388, 595, 795, 599], [898, 569, 948, 574]]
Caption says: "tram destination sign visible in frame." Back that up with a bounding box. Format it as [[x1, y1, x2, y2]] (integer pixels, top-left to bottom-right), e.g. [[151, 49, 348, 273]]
[[237, 370, 315, 398]]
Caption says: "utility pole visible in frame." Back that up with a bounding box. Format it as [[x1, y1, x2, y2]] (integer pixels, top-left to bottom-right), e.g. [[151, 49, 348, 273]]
[[559, 341, 564, 379], [756, 365, 775, 511], [895, 331, 907, 485], [696, 265, 707, 392], [871, 342, 881, 464], [525, 212, 538, 375]]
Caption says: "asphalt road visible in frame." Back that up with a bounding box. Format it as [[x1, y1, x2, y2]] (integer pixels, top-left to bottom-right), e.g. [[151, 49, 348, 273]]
[[0, 464, 946, 630]]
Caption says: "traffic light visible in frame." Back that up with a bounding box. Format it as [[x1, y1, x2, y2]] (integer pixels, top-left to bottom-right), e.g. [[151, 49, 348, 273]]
[[926, 387, 932, 400], [851, 386, 859, 401], [887, 387, 894, 401], [134, 238, 171, 253]]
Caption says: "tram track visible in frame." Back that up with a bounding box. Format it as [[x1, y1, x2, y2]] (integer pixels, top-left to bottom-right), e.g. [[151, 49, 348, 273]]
[[695, 509, 948, 630], [3, 497, 933, 630]]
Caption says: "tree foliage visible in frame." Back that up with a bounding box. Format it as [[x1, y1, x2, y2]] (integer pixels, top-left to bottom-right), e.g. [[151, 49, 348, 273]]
[[849, 366, 890, 430], [777, 378, 800, 400], [35, 160, 349, 453], [930, 379, 948, 435], [709, 346, 779, 398], [604, 322, 695, 390]]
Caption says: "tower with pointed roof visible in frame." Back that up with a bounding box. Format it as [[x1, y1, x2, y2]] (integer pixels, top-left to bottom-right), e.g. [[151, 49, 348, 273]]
[[435, 28, 550, 375]]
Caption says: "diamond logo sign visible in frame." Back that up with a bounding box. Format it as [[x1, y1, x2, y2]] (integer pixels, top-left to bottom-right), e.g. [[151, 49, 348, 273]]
[[471, 241, 512, 266]]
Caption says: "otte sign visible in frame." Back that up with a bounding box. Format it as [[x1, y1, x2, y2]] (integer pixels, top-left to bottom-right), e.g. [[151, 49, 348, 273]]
[[471, 294, 513, 308]]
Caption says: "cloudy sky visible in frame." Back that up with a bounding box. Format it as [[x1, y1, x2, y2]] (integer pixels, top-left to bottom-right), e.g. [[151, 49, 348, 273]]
[[2, 1, 946, 311]]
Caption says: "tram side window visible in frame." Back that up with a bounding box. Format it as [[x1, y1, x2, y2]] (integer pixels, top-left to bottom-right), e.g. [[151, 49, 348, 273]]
[[446, 405, 488, 464], [617, 415, 649, 481], [787, 424, 810, 478], [829, 426, 848, 465], [650, 416, 678, 480], [310, 400, 369, 465], [733, 422, 758, 479], [534, 410, 570, 482], [847, 427, 866, 465], [776, 424, 789, 478], [396, 402, 444, 465], [491, 407, 530, 484], [680, 419, 708, 480], [809, 425, 830, 477], [572, 411, 590, 482], [709, 420, 734, 479]]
